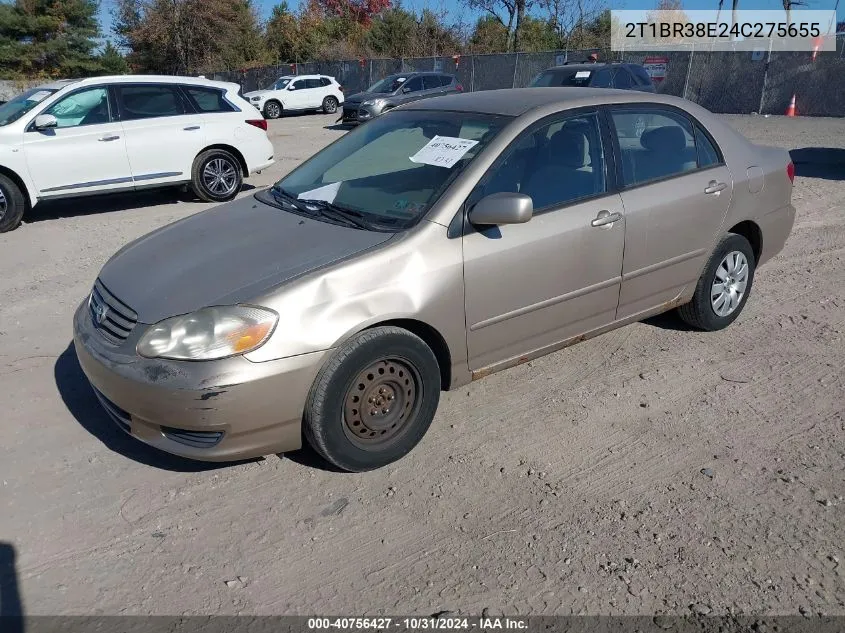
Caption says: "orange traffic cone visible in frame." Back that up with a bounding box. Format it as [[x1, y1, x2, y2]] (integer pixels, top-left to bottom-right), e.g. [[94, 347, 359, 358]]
[[785, 94, 797, 117]]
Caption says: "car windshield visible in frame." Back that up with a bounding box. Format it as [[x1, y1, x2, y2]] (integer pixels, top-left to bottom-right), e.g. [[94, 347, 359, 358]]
[[0, 87, 58, 126], [531, 69, 593, 87], [266, 109, 510, 230], [267, 77, 292, 90], [366, 75, 408, 94]]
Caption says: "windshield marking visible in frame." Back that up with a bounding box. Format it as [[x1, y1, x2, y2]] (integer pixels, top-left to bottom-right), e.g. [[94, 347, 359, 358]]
[[575, 71, 592, 78], [409, 135, 480, 169], [297, 181, 341, 204]]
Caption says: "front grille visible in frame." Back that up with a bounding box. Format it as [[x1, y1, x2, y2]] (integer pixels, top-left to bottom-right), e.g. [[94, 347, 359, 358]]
[[161, 427, 225, 449], [342, 107, 358, 122], [89, 279, 138, 344], [92, 387, 131, 434]]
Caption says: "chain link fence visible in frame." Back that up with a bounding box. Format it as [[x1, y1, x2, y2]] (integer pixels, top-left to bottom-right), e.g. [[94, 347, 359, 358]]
[[211, 35, 845, 117]]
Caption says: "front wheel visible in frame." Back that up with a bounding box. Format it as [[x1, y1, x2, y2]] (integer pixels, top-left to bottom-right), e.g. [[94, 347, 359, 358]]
[[191, 149, 243, 203], [263, 101, 282, 119], [0, 174, 26, 233], [303, 326, 442, 472], [677, 233, 756, 331], [322, 96, 338, 114]]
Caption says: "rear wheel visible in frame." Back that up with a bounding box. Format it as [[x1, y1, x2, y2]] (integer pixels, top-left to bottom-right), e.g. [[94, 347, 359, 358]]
[[264, 100, 282, 119], [677, 233, 756, 331], [322, 96, 338, 114], [0, 174, 25, 233], [191, 149, 242, 203], [303, 326, 441, 472]]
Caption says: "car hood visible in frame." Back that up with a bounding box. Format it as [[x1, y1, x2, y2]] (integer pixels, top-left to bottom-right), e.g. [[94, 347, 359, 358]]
[[344, 91, 392, 105], [97, 194, 394, 324], [243, 90, 270, 99]]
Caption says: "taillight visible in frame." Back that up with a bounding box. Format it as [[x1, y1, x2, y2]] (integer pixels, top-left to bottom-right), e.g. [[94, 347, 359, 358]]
[[786, 161, 795, 184], [246, 119, 268, 131], [339, 85, 345, 93], [456, 83, 464, 92]]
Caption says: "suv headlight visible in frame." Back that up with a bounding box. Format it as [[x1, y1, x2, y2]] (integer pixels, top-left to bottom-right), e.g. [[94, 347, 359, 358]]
[[361, 98, 385, 108], [137, 305, 278, 361], [251, 96, 262, 102]]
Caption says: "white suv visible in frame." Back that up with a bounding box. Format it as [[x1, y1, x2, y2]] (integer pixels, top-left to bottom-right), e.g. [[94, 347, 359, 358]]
[[243, 75, 344, 119], [0, 75, 275, 233]]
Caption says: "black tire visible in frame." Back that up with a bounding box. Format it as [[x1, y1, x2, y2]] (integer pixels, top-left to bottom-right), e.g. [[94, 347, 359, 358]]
[[322, 96, 338, 114], [263, 100, 282, 119], [677, 233, 756, 331], [0, 173, 26, 233], [303, 326, 442, 472], [190, 149, 243, 203]]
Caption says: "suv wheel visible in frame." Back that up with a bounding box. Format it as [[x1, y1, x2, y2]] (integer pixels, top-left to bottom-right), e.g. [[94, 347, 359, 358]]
[[191, 149, 243, 203], [303, 326, 442, 472], [322, 96, 338, 114], [0, 174, 26, 233], [264, 101, 282, 119]]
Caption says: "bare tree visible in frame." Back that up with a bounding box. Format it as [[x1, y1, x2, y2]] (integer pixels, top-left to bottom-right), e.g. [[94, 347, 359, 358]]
[[462, 0, 533, 50]]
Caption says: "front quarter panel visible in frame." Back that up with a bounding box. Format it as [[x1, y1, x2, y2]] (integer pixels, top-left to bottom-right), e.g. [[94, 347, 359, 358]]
[[0, 129, 39, 206], [244, 221, 469, 386]]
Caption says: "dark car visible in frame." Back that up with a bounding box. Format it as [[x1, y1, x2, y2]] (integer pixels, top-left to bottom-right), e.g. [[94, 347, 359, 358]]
[[531, 63, 657, 137], [340, 72, 463, 124], [532, 63, 656, 92]]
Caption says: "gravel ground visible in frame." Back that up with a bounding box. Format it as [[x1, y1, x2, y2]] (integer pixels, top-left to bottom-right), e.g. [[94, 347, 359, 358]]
[[0, 112, 843, 617]]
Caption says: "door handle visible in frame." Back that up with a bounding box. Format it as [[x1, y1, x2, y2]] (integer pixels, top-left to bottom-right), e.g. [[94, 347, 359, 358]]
[[591, 210, 622, 228], [704, 180, 727, 194], [99, 135, 120, 142], [184, 126, 201, 131]]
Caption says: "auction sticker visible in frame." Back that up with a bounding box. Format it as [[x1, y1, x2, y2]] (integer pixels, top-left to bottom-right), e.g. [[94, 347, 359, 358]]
[[409, 136, 479, 168]]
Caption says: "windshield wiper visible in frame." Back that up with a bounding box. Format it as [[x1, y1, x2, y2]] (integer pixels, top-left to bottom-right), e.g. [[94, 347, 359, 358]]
[[297, 198, 375, 230]]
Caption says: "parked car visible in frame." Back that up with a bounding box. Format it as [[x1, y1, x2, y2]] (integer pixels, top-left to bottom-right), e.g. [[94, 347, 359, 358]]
[[531, 63, 657, 137], [74, 88, 795, 473], [340, 72, 463, 124], [243, 75, 344, 119], [0, 75, 274, 233]]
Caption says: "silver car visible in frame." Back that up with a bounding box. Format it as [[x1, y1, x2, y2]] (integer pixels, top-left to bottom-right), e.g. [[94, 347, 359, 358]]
[[73, 88, 796, 472]]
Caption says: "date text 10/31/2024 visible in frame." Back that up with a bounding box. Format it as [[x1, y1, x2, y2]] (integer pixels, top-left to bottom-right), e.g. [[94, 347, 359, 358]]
[[307, 617, 529, 630]]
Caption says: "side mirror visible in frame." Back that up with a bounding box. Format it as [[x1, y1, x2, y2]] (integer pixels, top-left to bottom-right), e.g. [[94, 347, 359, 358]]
[[402, 87, 411, 94], [34, 114, 57, 130], [468, 192, 533, 226]]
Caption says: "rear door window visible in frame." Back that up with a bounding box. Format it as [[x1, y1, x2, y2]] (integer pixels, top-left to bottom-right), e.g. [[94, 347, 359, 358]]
[[305, 79, 321, 89], [591, 69, 612, 88], [183, 86, 236, 113], [402, 77, 424, 93], [116, 84, 188, 121], [423, 76, 441, 90]]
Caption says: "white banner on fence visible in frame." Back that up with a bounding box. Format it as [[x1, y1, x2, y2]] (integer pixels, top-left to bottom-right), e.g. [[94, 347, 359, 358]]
[[611, 10, 838, 52]]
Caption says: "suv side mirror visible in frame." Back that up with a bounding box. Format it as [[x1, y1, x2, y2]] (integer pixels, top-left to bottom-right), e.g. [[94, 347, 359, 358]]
[[468, 192, 533, 226], [402, 86, 411, 94], [34, 114, 57, 130]]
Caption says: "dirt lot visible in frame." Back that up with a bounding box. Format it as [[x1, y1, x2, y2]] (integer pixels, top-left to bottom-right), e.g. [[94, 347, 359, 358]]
[[0, 112, 843, 617]]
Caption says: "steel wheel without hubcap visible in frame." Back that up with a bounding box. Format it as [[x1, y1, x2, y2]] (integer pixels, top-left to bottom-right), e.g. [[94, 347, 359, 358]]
[[202, 158, 238, 197], [342, 358, 421, 449], [711, 251, 749, 317]]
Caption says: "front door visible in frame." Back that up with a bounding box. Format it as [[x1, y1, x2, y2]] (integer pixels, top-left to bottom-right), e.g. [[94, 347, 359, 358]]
[[113, 83, 206, 186], [463, 111, 626, 371], [608, 106, 734, 319], [23, 85, 133, 197], [286, 79, 312, 110]]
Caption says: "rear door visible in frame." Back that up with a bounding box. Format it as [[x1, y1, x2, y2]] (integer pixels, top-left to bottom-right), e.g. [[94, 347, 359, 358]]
[[304, 78, 324, 108], [396, 76, 425, 104], [608, 105, 734, 319], [114, 83, 205, 186]]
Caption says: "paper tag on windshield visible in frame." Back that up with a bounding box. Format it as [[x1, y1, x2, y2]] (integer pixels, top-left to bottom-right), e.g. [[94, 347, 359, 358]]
[[298, 181, 341, 204], [575, 71, 591, 79], [409, 136, 479, 169], [28, 91, 52, 103]]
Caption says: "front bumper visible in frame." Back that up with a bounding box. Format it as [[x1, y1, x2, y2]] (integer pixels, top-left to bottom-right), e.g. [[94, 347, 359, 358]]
[[72, 300, 328, 462]]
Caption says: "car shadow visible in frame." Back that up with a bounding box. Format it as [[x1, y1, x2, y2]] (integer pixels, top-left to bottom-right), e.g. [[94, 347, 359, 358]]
[[25, 185, 257, 224], [54, 343, 259, 472], [790, 148, 845, 181], [324, 124, 354, 131], [282, 446, 347, 473], [0, 542, 24, 632], [642, 310, 697, 332]]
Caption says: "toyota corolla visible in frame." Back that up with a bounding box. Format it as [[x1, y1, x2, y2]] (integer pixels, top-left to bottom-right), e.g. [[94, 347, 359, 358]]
[[73, 88, 795, 472]]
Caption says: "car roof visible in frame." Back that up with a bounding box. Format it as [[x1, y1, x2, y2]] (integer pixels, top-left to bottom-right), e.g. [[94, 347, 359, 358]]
[[46, 75, 241, 91], [35, 78, 83, 90], [404, 87, 698, 117], [542, 63, 638, 71]]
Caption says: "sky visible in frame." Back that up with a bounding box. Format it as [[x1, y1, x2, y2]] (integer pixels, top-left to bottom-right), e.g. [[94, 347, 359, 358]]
[[95, 0, 843, 42]]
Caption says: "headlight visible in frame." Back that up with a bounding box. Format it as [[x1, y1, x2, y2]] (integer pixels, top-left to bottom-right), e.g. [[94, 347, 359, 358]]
[[251, 96, 261, 102], [361, 99, 385, 108], [137, 305, 278, 361]]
